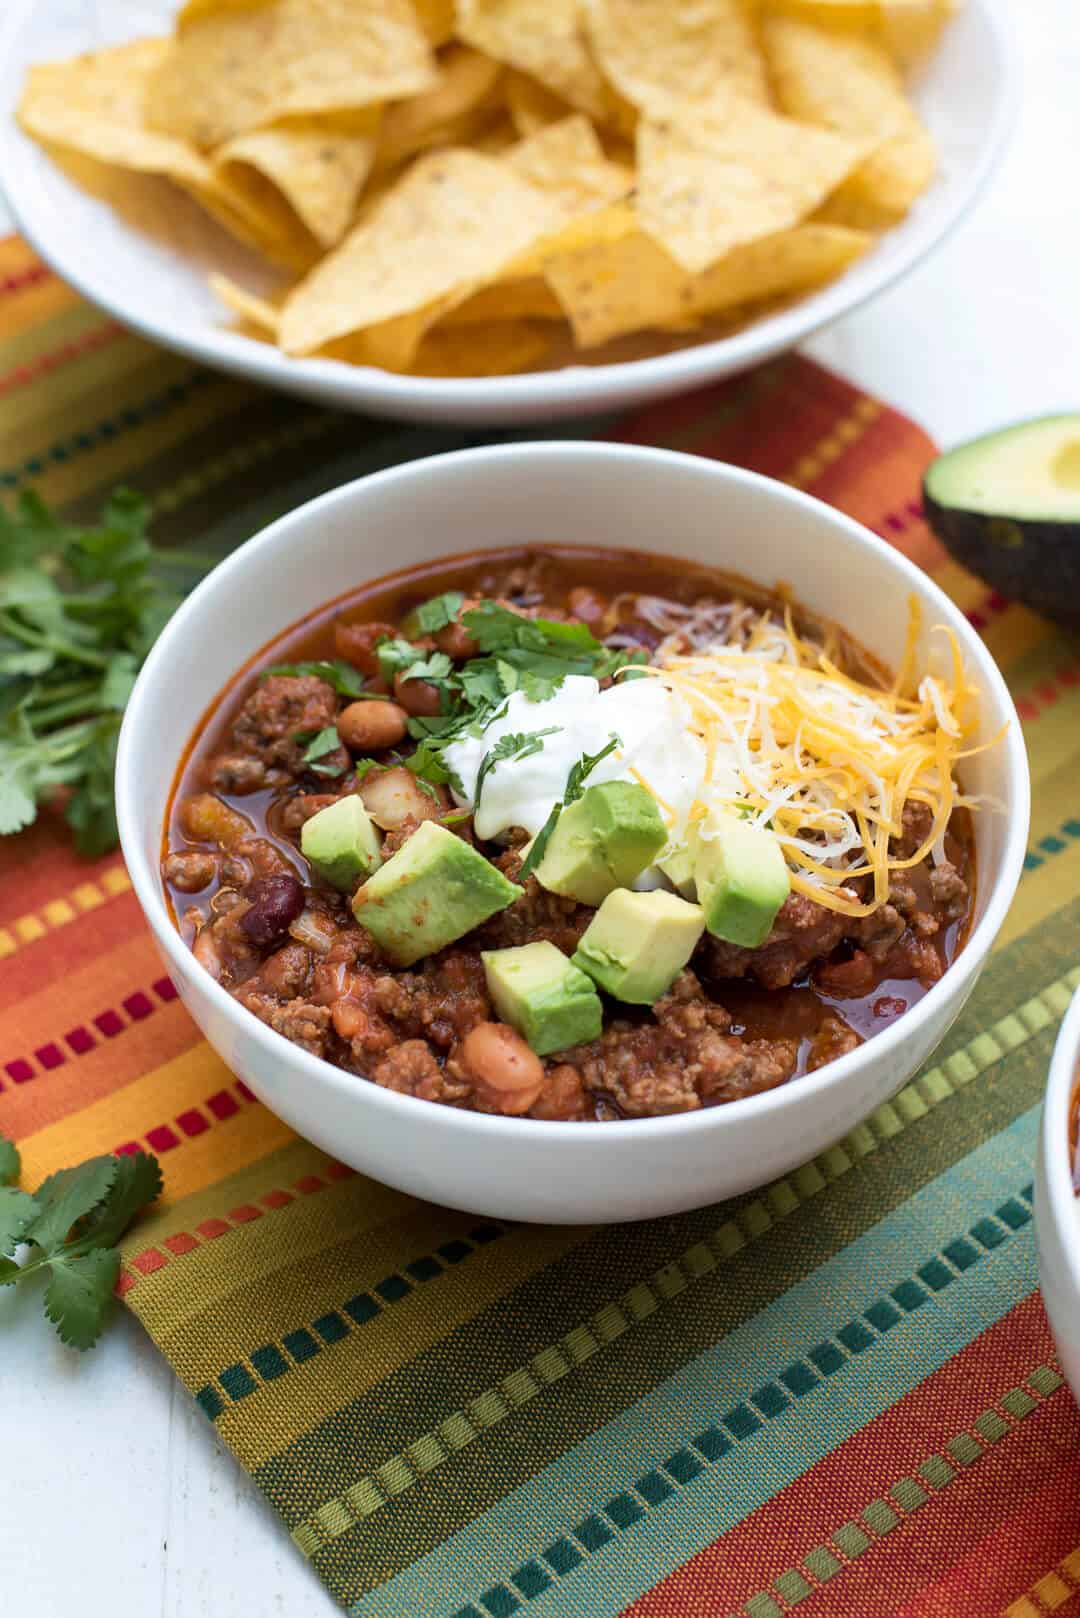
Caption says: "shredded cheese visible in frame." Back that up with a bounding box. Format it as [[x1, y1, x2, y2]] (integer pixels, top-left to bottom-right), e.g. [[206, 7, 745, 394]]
[[633, 596, 990, 918]]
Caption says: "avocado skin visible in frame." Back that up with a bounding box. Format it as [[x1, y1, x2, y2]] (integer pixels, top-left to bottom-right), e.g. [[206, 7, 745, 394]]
[[923, 488, 1080, 631]]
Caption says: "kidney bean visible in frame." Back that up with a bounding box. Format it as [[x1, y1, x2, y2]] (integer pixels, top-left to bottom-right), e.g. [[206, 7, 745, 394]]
[[460, 1022, 544, 1115], [337, 699, 408, 752], [239, 873, 305, 947], [393, 671, 442, 717]]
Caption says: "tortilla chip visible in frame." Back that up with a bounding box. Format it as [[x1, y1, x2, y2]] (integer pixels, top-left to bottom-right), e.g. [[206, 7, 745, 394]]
[[471, 120, 522, 154], [881, 0, 960, 68], [176, 0, 269, 25], [761, 14, 935, 216], [505, 115, 634, 221], [409, 319, 554, 374], [411, 0, 459, 47], [216, 113, 380, 248], [146, 0, 436, 149], [583, 0, 769, 119], [444, 278, 565, 323], [505, 70, 576, 136], [209, 272, 283, 335], [456, 0, 610, 122], [18, 40, 211, 191], [376, 46, 503, 172], [541, 215, 871, 346], [636, 98, 873, 273], [279, 147, 563, 359], [690, 221, 872, 314]]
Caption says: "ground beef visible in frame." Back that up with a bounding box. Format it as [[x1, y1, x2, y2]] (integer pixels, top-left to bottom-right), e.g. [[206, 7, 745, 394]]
[[529, 1064, 589, 1122], [930, 860, 969, 922], [203, 753, 270, 793], [371, 950, 491, 1050], [372, 1039, 472, 1106], [232, 675, 340, 775], [235, 989, 334, 1058], [893, 800, 934, 858], [472, 853, 592, 955], [699, 893, 847, 990], [559, 971, 798, 1117], [852, 903, 907, 960], [806, 1013, 861, 1071]]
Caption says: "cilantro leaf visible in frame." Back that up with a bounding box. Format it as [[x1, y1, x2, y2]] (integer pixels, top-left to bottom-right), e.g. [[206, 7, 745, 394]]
[[519, 803, 561, 882], [518, 734, 621, 882], [24, 1157, 119, 1254], [265, 659, 365, 698], [0, 1133, 162, 1350], [0, 487, 198, 855], [294, 724, 346, 778], [0, 1188, 38, 1260], [410, 591, 464, 635], [43, 1247, 122, 1350], [475, 728, 560, 809], [564, 734, 621, 805], [462, 602, 600, 658], [76, 1152, 163, 1250], [0, 1136, 20, 1187]]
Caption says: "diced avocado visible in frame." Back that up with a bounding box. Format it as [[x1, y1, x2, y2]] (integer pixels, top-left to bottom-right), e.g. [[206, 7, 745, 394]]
[[352, 821, 521, 966], [572, 889, 705, 1005], [694, 811, 789, 948], [482, 940, 603, 1055], [657, 831, 699, 899], [923, 414, 1080, 630], [300, 796, 382, 892], [535, 781, 667, 906]]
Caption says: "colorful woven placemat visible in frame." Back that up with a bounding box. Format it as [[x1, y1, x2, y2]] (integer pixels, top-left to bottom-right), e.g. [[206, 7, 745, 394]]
[[3, 229, 1080, 1618]]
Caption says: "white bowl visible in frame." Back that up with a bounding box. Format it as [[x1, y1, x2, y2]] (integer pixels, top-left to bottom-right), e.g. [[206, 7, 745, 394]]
[[0, 0, 1016, 426], [116, 442, 1029, 1222], [1036, 989, 1080, 1400]]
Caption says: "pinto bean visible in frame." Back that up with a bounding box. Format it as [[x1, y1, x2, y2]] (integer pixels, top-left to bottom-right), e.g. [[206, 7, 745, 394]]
[[334, 619, 397, 678], [460, 1022, 544, 1116], [179, 792, 254, 852], [239, 874, 305, 947], [337, 699, 408, 752], [162, 851, 217, 892], [393, 672, 442, 717]]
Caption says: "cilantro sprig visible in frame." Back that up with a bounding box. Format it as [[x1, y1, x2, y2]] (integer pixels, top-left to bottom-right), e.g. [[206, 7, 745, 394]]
[[520, 734, 622, 881], [0, 1134, 162, 1350], [475, 727, 560, 809], [0, 488, 203, 854], [266, 658, 365, 698]]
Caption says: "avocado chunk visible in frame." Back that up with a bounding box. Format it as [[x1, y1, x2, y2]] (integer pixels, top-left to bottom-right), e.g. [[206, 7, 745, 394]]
[[657, 831, 699, 899], [482, 941, 603, 1055], [300, 796, 382, 892], [352, 821, 521, 966], [535, 781, 667, 906], [694, 811, 789, 948], [572, 889, 705, 1005], [923, 414, 1080, 630]]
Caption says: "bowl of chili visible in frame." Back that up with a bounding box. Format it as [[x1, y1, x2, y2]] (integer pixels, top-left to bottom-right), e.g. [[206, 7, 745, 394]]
[[116, 442, 1029, 1222]]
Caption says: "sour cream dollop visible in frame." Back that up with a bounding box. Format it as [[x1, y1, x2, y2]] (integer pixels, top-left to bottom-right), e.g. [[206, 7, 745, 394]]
[[443, 674, 714, 843]]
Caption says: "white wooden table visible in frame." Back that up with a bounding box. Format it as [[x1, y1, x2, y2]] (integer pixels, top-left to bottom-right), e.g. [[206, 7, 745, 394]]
[[3, 6, 1078, 1613]]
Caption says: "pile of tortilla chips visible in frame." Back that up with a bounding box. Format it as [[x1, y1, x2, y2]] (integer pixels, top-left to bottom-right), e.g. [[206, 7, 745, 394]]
[[18, 0, 959, 378]]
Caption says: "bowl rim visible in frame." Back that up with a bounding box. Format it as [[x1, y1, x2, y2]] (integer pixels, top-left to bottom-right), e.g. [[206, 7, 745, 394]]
[[116, 439, 1031, 1146], [1040, 989, 1080, 1273], [0, 0, 1019, 419]]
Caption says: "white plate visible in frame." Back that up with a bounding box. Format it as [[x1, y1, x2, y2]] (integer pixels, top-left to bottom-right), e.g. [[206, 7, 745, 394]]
[[0, 0, 1017, 426]]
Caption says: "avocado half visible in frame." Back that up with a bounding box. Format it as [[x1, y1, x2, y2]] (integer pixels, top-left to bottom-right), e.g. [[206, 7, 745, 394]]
[[923, 414, 1080, 630]]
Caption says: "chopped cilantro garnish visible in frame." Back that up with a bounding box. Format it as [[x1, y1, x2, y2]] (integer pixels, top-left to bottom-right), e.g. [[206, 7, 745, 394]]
[[410, 590, 464, 635], [266, 658, 365, 698], [519, 733, 621, 881], [475, 728, 560, 810], [294, 725, 346, 777]]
